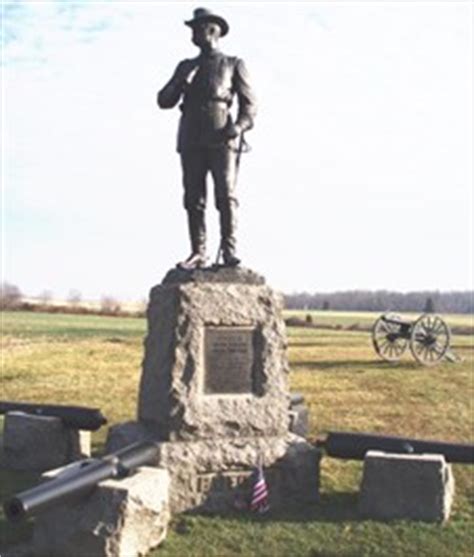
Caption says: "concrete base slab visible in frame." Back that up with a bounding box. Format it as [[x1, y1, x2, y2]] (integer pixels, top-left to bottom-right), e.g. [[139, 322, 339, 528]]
[[358, 451, 455, 522], [106, 424, 321, 514]]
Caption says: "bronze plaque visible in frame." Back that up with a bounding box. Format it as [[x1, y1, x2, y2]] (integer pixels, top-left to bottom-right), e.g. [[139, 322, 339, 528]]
[[204, 327, 254, 394]]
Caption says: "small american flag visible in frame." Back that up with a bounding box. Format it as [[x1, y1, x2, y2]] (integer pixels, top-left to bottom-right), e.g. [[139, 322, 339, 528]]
[[250, 463, 270, 513]]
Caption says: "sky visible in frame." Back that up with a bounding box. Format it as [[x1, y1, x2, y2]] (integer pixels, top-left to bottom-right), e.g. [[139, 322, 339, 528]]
[[1, 1, 472, 302]]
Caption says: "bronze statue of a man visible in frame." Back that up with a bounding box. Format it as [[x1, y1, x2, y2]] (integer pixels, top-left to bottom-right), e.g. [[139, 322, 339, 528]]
[[158, 8, 257, 269]]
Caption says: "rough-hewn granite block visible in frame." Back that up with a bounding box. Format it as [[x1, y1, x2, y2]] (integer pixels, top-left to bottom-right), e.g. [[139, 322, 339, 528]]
[[358, 451, 455, 522]]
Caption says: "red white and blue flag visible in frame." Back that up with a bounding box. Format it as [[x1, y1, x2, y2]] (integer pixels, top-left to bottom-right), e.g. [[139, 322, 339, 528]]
[[250, 464, 270, 513]]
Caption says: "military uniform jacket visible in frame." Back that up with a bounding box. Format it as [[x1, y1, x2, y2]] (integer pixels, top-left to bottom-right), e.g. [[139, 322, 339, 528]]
[[158, 50, 257, 152]]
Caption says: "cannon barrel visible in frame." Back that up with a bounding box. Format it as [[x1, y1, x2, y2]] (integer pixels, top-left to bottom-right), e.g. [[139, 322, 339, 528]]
[[4, 441, 159, 522], [0, 401, 107, 431], [290, 392, 305, 407], [316, 431, 474, 464], [380, 314, 411, 327]]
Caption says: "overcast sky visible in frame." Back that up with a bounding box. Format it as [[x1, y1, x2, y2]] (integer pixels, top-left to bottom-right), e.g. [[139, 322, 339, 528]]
[[2, 1, 472, 301]]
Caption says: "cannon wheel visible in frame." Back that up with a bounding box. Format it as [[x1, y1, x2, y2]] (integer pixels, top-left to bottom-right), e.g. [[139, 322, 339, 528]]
[[409, 314, 451, 366], [372, 313, 409, 362]]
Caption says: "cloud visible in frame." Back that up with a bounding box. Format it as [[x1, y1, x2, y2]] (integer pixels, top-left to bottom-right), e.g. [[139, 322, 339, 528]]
[[2, 1, 130, 70]]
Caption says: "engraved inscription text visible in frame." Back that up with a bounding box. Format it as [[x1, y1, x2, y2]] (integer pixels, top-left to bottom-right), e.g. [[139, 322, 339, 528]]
[[204, 327, 254, 394]]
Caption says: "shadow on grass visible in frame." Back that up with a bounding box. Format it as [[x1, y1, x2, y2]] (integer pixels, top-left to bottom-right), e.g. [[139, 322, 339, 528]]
[[1, 371, 36, 383], [269, 492, 361, 524], [451, 343, 474, 351], [288, 340, 334, 348], [0, 470, 38, 550], [8, 329, 145, 343], [291, 360, 420, 372], [0, 515, 34, 553], [179, 492, 361, 526], [308, 551, 362, 557]]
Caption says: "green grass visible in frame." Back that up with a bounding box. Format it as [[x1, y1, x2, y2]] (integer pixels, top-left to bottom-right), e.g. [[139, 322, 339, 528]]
[[1, 311, 473, 556], [1, 310, 146, 340]]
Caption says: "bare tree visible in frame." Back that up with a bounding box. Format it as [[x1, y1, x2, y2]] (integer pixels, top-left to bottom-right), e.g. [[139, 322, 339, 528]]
[[424, 297, 435, 314], [67, 289, 82, 307], [135, 297, 148, 317], [0, 282, 23, 309], [100, 295, 121, 315], [38, 290, 53, 305]]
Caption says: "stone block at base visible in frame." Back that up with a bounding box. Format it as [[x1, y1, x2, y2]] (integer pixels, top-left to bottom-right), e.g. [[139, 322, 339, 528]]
[[3, 412, 90, 471], [358, 451, 455, 522], [106, 425, 320, 514], [33, 466, 169, 557], [289, 402, 309, 438]]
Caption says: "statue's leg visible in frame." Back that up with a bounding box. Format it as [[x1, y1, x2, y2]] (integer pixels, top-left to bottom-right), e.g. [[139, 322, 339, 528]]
[[209, 146, 240, 266], [178, 150, 208, 269]]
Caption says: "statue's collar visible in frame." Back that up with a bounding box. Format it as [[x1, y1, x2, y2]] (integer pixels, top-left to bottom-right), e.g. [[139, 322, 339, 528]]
[[199, 48, 222, 59]]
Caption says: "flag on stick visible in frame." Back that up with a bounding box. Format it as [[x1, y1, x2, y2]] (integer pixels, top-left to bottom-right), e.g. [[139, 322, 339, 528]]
[[250, 462, 269, 513]]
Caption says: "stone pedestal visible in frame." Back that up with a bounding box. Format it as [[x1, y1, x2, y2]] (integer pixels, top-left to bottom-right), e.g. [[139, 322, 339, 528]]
[[33, 467, 169, 557], [3, 412, 90, 471], [358, 451, 455, 522], [108, 267, 320, 513], [138, 267, 290, 441]]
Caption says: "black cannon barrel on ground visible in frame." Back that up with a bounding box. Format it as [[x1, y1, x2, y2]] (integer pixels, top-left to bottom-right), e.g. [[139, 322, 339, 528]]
[[4, 441, 159, 522], [316, 431, 474, 464], [0, 401, 107, 431]]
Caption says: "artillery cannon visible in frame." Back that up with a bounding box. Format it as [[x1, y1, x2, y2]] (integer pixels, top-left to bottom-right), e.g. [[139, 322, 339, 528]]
[[316, 431, 474, 464], [372, 313, 451, 366], [3, 441, 159, 522], [0, 401, 107, 432]]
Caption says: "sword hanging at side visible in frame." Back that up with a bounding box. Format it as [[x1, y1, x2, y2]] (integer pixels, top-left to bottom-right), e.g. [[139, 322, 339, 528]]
[[214, 132, 246, 266]]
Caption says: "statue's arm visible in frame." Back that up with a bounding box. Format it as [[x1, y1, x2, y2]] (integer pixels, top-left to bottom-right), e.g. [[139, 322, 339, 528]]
[[233, 58, 257, 132], [157, 60, 198, 109]]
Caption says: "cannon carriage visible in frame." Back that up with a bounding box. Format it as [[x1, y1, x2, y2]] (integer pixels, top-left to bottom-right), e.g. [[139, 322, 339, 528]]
[[372, 313, 451, 366]]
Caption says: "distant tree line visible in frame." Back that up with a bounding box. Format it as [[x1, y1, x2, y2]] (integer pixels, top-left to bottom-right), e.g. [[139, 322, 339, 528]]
[[2, 281, 472, 315], [284, 290, 473, 314], [0, 282, 22, 310], [0, 282, 145, 318]]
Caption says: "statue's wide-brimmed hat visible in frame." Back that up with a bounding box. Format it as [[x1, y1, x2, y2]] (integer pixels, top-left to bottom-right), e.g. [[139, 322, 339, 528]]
[[185, 8, 229, 37]]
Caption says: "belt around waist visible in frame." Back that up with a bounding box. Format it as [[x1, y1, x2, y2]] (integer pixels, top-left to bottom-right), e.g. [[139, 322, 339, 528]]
[[181, 99, 230, 111]]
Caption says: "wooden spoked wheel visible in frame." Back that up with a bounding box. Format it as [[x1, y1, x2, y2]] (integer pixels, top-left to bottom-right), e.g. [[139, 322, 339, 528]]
[[409, 314, 451, 366], [372, 313, 409, 362]]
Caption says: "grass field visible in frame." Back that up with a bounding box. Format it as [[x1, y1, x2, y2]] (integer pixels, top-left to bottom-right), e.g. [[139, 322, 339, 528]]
[[1, 310, 473, 556]]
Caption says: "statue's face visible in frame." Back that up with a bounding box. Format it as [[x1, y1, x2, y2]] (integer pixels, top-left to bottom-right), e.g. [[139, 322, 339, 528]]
[[191, 21, 221, 48]]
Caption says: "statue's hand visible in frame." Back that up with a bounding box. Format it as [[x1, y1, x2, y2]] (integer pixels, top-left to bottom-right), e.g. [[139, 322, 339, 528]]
[[177, 60, 200, 85], [224, 123, 242, 140]]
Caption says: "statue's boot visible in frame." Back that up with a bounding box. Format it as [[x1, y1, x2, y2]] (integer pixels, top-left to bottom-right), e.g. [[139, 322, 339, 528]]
[[178, 252, 207, 270], [219, 203, 240, 267], [177, 209, 207, 270]]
